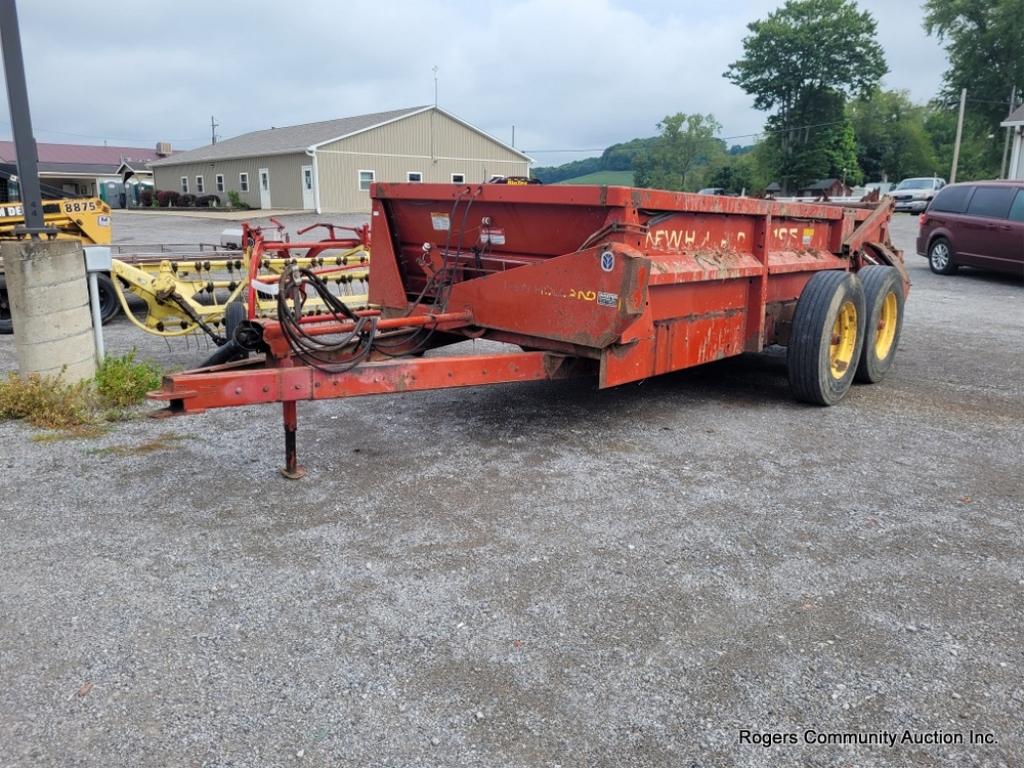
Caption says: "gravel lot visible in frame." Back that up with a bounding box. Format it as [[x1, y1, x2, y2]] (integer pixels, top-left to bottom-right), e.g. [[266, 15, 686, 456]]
[[1, 210, 1021, 767]]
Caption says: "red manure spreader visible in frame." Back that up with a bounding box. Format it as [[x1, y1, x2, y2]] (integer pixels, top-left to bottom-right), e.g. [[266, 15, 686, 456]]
[[152, 183, 908, 477]]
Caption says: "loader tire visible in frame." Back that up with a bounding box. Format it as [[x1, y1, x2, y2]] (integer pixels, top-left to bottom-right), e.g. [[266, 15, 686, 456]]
[[787, 270, 865, 406], [854, 266, 904, 384], [94, 273, 121, 324], [0, 276, 10, 334]]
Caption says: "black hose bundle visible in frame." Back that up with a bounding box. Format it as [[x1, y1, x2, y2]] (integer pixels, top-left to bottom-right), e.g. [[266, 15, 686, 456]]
[[276, 266, 377, 373], [276, 189, 482, 368]]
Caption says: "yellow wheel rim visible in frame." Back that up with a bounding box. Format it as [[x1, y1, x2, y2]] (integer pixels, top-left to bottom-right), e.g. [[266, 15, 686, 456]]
[[874, 291, 898, 360], [829, 300, 858, 379]]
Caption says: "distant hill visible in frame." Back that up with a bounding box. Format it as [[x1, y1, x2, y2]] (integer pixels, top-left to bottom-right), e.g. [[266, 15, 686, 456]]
[[559, 170, 635, 185], [531, 137, 657, 184], [532, 136, 752, 184]]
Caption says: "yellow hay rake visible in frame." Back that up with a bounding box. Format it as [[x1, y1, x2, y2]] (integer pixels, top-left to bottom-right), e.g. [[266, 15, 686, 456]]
[[111, 223, 370, 341]]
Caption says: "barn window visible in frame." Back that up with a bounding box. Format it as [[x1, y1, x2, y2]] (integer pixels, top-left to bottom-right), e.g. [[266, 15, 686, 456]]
[[358, 170, 375, 191], [407, 171, 423, 182], [450, 173, 465, 183], [195, 175, 204, 193], [239, 173, 249, 192], [180, 176, 188, 194], [215, 174, 225, 192]]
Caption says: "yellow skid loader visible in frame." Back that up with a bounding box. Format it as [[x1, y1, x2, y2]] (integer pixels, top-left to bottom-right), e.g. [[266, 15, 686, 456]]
[[0, 197, 115, 333]]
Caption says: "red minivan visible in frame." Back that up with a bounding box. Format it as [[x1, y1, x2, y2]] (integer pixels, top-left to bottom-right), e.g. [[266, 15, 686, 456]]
[[916, 180, 1024, 277]]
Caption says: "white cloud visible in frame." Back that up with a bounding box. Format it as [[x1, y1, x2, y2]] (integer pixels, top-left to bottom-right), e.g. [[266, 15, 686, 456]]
[[0, 0, 947, 166]]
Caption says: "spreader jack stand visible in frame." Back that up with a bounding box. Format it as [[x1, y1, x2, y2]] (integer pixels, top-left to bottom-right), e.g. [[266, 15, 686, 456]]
[[281, 400, 306, 479]]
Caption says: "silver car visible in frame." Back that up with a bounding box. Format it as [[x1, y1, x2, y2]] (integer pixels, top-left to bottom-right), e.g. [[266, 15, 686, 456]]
[[891, 177, 946, 213]]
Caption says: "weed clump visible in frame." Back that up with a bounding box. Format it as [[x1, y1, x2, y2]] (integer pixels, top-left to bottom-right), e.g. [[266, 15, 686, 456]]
[[0, 350, 162, 433], [95, 351, 162, 408], [0, 373, 93, 429]]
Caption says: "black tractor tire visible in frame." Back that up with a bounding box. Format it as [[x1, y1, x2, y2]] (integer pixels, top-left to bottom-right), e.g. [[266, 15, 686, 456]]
[[928, 237, 957, 275], [787, 270, 866, 406], [854, 266, 905, 384], [94, 272, 121, 324], [0, 275, 11, 334], [224, 300, 246, 341], [198, 302, 248, 368]]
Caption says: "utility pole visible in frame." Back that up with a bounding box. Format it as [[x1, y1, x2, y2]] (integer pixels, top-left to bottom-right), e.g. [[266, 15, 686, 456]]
[[0, 0, 43, 232], [210, 115, 219, 145], [0, 0, 97, 381], [950, 88, 967, 184], [1001, 85, 1016, 179]]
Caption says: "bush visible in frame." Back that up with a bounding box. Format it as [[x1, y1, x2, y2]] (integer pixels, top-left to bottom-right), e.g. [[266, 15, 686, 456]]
[[95, 350, 162, 408], [195, 194, 220, 208], [140, 188, 154, 207], [156, 190, 180, 207], [178, 193, 196, 207], [227, 190, 250, 209]]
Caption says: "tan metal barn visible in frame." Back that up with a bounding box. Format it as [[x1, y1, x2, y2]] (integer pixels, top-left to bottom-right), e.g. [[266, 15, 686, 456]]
[[150, 106, 531, 213]]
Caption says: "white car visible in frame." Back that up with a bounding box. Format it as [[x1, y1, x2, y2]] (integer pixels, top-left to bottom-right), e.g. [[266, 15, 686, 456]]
[[891, 177, 946, 213]]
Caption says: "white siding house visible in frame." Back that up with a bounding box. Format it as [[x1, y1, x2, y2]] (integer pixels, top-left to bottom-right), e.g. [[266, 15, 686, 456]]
[[151, 106, 531, 213]]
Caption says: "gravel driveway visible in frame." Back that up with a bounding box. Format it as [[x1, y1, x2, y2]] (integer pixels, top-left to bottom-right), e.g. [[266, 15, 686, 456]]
[[0, 210, 1021, 767]]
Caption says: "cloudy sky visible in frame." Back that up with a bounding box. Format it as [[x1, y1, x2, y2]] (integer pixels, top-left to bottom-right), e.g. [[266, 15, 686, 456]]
[[3, 0, 948, 166]]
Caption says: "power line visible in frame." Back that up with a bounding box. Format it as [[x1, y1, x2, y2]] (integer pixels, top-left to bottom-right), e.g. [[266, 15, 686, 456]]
[[0, 118, 206, 144], [525, 118, 852, 155]]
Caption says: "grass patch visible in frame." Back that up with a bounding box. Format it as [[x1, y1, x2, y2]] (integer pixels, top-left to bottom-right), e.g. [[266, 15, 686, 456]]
[[88, 432, 190, 457], [0, 349, 162, 433], [558, 170, 635, 186], [29, 424, 110, 443]]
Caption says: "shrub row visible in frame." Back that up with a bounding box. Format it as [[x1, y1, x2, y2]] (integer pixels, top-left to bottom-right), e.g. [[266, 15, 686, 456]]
[[145, 190, 222, 208]]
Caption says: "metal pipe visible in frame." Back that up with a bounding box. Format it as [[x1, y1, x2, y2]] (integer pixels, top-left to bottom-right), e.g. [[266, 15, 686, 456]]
[[87, 271, 104, 362], [291, 310, 471, 336]]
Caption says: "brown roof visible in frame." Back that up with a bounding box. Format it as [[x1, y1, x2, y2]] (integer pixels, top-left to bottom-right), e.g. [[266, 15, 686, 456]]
[[0, 140, 165, 166], [149, 106, 429, 166]]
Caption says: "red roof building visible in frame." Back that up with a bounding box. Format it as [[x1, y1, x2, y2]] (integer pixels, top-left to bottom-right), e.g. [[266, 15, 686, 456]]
[[0, 140, 174, 203]]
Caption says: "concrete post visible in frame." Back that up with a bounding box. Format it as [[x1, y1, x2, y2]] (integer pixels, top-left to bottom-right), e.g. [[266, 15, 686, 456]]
[[2, 239, 97, 382]]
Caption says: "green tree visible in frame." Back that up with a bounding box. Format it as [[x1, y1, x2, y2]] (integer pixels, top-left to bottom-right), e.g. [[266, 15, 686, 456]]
[[924, 0, 1023, 125], [924, 108, 998, 182], [725, 0, 886, 190], [633, 113, 725, 191], [760, 87, 863, 189], [726, 0, 886, 121], [848, 90, 937, 181], [923, 0, 1024, 175], [705, 149, 765, 194]]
